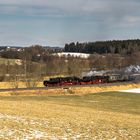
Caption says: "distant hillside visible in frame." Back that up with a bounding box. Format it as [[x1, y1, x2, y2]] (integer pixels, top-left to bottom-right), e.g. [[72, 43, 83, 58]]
[[0, 46, 63, 52], [64, 39, 140, 54], [0, 45, 63, 60]]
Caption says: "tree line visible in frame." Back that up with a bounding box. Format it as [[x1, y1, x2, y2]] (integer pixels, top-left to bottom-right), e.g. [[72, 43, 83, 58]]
[[64, 39, 140, 55]]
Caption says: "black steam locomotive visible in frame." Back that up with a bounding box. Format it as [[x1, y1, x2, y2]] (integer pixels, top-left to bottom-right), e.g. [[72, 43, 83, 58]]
[[43, 74, 132, 87]]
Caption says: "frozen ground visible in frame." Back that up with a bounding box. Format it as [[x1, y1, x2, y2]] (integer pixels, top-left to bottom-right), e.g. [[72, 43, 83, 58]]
[[119, 88, 140, 93], [0, 92, 139, 139]]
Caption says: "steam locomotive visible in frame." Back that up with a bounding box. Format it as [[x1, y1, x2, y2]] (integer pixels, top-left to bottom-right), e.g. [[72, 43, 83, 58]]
[[43, 74, 133, 87]]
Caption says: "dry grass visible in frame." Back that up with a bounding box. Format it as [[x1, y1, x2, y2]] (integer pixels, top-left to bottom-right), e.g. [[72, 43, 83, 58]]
[[0, 92, 139, 139], [0, 82, 139, 96], [0, 82, 43, 89], [1, 82, 140, 96], [72, 83, 140, 95]]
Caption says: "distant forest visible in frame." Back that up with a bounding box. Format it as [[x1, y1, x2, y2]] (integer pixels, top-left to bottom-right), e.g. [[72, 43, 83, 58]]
[[64, 39, 140, 54]]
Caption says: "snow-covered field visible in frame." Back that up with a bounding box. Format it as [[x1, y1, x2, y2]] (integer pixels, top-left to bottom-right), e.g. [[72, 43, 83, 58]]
[[54, 52, 90, 58], [119, 88, 140, 93]]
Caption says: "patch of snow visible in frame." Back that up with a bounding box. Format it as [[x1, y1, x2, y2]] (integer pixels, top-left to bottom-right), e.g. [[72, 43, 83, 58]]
[[88, 100, 99, 103], [118, 88, 140, 93], [54, 52, 90, 58]]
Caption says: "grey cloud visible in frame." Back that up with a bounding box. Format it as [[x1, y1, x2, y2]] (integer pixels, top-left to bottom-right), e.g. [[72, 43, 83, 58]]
[[1, 0, 140, 43], [0, 0, 140, 18]]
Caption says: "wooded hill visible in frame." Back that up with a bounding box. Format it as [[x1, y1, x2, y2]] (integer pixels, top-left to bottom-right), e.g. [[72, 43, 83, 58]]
[[64, 39, 140, 54]]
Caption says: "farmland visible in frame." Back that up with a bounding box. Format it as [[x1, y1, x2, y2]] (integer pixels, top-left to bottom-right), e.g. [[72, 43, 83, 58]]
[[0, 58, 20, 65], [0, 91, 139, 139]]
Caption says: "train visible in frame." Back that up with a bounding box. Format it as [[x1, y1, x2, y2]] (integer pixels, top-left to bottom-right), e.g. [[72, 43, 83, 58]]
[[43, 74, 134, 87]]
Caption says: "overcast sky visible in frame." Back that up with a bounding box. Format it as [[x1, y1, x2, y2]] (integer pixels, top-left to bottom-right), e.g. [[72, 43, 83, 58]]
[[0, 0, 140, 47]]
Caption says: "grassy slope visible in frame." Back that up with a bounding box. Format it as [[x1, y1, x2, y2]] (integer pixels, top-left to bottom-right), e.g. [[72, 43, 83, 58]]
[[0, 58, 18, 65], [0, 92, 139, 115], [0, 92, 139, 139]]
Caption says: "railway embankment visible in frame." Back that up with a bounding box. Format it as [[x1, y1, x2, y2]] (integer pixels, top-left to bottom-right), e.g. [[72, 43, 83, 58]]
[[72, 82, 140, 95], [0, 82, 140, 96]]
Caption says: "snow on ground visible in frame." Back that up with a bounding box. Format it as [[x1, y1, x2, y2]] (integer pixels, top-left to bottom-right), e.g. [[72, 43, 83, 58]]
[[0, 113, 88, 139], [119, 88, 140, 93], [54, 52, 90, 58], [0, 113, 50, 139]]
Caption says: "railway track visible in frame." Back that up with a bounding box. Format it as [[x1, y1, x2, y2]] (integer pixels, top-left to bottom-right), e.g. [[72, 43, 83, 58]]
[[0, 81, 135, 93]]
